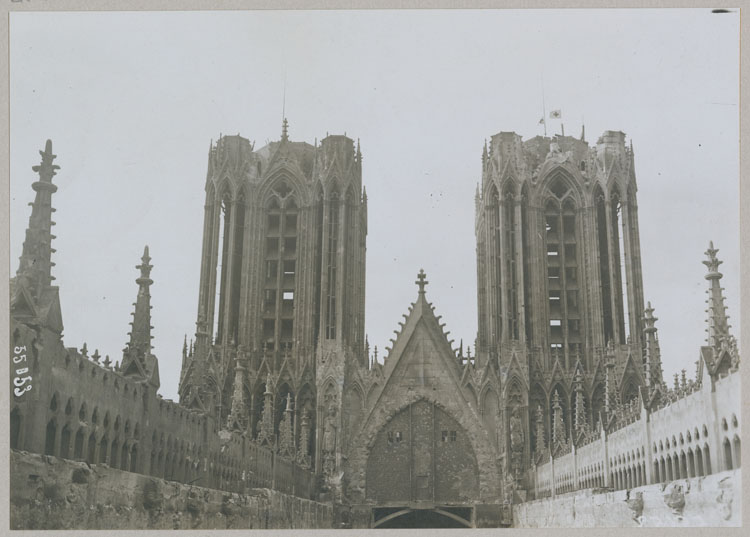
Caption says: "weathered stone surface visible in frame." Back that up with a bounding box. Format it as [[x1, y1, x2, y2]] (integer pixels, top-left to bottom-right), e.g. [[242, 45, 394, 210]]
[[513, 470, 741, 527], [10, 450, 333, 530]]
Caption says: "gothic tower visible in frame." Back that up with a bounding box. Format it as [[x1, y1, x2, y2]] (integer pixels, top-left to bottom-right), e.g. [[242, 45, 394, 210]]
[[178, 121, 367, 478], [475, 129, 653, 479]]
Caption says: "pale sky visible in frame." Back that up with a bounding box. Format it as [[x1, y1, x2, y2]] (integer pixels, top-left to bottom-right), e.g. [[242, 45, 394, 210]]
[[10, 9, 740, 401]]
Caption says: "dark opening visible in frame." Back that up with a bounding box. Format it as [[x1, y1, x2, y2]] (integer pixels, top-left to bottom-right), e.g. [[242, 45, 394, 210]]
[[44, 420, 56, 456], [374, 507, 471, 529]]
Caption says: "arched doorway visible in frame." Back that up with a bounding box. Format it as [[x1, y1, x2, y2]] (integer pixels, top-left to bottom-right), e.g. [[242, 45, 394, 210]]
[[373, 507, 472, 528], [365, 400, 479, 503]]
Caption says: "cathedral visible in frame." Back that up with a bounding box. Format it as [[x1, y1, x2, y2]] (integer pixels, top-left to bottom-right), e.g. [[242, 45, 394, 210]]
[[9, 122, 740, 529]]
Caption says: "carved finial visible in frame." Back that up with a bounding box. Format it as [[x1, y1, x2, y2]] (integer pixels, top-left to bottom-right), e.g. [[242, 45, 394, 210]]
[[32, 139, 60, 183], [138, 245, 153, 280], [92, 348, 100, 362], [643, 301, 658, 329], [703, 241, 722, 275], [415, 268, 429, 295]]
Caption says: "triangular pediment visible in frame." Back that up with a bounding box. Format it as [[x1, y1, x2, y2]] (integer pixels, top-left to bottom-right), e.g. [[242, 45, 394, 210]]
[[617, 350, 643, 387], [123, 354, 147, 379], [366, 286, 480, 426], [10, 284, 38, 320]]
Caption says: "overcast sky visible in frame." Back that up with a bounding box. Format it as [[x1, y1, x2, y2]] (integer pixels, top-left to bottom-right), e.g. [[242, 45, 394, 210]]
[[10, 9, 739, 401]]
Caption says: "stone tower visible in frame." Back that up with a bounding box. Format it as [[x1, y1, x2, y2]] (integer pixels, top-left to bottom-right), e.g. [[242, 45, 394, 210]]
[[475, 129, 659, 479], [178, 121, 367, 478]]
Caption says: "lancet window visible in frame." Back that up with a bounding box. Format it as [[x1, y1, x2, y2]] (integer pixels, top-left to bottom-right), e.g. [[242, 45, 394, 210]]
[[544, 177, 581, 365], [325, 190, 340, 340], [262, 180, 299, 353]]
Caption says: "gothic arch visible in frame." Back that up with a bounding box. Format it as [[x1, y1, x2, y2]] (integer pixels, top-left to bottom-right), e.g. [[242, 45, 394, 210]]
[[500, 176, 520, 198], [482, 180, 500, 210], [260, 171, 306, 207], [621, 377, 639, 405], [326, 180, 341, 201], [215, 177, 235, 203], [537, 167, 584, 207], [365, 398, 480, 503], [348, 392, 499, 503], [504, 377, 526, 409]]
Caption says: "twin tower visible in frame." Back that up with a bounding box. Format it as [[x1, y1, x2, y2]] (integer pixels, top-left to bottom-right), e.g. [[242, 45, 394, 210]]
[[178, 121, 659, 483]]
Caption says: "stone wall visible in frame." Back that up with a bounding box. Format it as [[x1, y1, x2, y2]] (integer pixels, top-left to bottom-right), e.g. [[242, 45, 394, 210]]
[[10, 450, 333, 530], [513, 469, 741, 527]]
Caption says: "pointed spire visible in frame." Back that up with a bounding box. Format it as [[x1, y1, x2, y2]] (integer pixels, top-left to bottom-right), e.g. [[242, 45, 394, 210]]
[[15, 140, 61, 300], [642, 301, 664, 388], [296, 409, 312, 469], [551, 390, 566, 448], [604, 343, 615, 417], [281, 117, 289, 142], [256, 374, 276, 448], [574, 368, 586, 434], [482, 139, 488, 166], [121, 246, 154, 378], [278, 392, 295, 458], [580, 123, 586, 142], [225, 358, 247, 431], [703, 241, 732, 348], [535, 405, 546, 455]]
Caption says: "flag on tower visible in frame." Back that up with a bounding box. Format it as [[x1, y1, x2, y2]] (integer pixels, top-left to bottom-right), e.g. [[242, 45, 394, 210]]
[[538, 116, 545, 125], [550, 110, 562, 119]]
